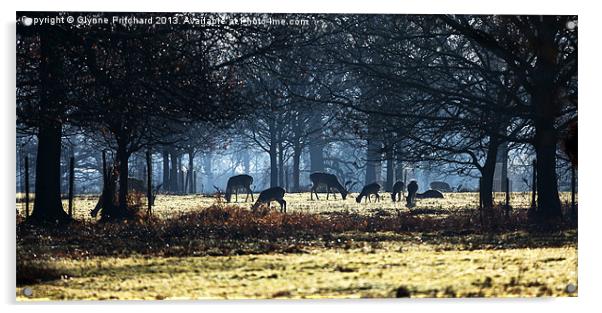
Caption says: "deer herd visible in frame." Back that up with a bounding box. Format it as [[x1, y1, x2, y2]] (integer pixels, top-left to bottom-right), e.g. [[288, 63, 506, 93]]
[[213, 171, 446, 213]]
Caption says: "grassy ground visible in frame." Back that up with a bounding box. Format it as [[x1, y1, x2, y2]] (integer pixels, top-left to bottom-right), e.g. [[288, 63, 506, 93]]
[[16, 191, 576, 220], [16, 192, 578, 300]]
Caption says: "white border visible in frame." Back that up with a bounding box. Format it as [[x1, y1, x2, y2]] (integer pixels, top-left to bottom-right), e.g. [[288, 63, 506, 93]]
[[2, 1, 599, 312]]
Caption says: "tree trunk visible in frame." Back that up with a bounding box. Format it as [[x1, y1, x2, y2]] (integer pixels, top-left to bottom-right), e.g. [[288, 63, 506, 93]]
[[29, 30, 70, 223], [117, 141, 130, 213], [308, 113, 325, 173], [162, 149, 170, 191], [365, 115, 382, 185], [534, 125, 562, 219], [530, 17, 562, 220], [269, 141, 278, 188], [292, 145, 302, 192], [479, 139, 499, 208], [170, 149, 179, 193], [278, 141, 285, 187], [203, 152, 213, 193], [188, 149, 195, 194], [365, 139, 382, 184], [385, 146, 394, 192], [30, 121, 69, 223], [178, 155, 184, 194]]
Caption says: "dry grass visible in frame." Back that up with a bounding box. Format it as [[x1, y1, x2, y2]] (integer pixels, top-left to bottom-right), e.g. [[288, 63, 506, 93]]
[[16, 192, 578, 300], [15, 191, 577, 221], [16, 243, 577, 300]]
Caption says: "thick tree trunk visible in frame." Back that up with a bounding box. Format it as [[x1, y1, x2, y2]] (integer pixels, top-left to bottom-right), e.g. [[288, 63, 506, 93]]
[[29, 29, 70, 223], [530, 17, 562, 220], [534, 123, 562, 219], [30, 122, 69, 223]]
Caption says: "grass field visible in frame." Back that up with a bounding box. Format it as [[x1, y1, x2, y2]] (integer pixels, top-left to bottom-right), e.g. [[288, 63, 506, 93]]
[[16, 192, 578, 300]]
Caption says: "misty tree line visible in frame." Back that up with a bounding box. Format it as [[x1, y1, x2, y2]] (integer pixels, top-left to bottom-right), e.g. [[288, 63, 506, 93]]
[[16, 13, 577, 223]]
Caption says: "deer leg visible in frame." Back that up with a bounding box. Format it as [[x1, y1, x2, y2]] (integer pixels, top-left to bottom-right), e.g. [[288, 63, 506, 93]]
[[327, 187, 330, 200], [312, 187, 320, 201], [277, 199, 286, 213], [235, 190, 238, 202]]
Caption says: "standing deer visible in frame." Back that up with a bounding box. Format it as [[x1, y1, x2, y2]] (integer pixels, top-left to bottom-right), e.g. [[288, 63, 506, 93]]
[[251, 187, 287, 213], [356, 183, 381, 203], [224, 174, 254, 203], [406, 180, 418, 208], [391, 181, 405, 202], [309, 172, 349, 200]]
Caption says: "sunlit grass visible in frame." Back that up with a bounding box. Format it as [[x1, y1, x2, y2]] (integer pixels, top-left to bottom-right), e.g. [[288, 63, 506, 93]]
[[15, 192, 577, 221], [16, 192, 578, 300], [16, 241, 577, 300]]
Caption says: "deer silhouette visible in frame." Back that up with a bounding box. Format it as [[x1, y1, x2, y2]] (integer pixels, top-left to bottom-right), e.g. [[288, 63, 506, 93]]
[[251, 187, 287, 213], [224, 174, 254, 202], [430, 181, 452, 192], [309, 172, 350, 200], [356, 183, 381, 203], [416, 190, 444, 199], [406, 181, 418, 208], [391, 181, 405, 202]]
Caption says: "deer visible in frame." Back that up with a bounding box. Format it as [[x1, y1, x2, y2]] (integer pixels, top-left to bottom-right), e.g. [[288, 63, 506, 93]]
[[224, 174, 254, 203], [251, 187, 287, 213], [416, 190, 444, 199], [406, 180, 418, 208], [391, 181, 405, 202], [430, 181, 452, 192], [309, 172, 350, 200], [356, 182, 381, 203]]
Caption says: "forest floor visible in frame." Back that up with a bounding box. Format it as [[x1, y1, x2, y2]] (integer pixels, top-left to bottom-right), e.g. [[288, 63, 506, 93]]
[[16, 192, 578, 300]]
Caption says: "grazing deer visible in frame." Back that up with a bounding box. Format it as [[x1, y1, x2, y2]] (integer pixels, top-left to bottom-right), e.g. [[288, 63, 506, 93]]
[[430, 181, 452, 192], [251, 187, 287, 213], [416, 190, 444, 199], [309, 172, 350, 200], [406, 180, 418, 208], [224, 174, 254, 202], [356, 183, 381, 203], [391, 181, 405, 202]]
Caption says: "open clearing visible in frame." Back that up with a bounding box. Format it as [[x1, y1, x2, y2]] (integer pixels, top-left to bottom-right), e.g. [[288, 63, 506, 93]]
[[16, 192, 578, 300]]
